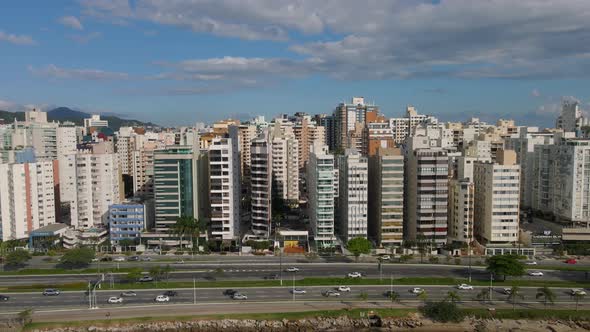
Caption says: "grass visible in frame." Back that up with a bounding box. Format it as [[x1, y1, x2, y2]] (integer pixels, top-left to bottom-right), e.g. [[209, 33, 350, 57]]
[[0, 267, 145, 275], [464, 308, 590, 320], [3, 276, 590, 293], [23, 308, 415, 331]]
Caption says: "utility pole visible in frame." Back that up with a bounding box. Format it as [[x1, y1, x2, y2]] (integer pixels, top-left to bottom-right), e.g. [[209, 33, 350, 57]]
[[280, 250, 283, 286], [87, 282, 92, 309], [468, 241, 472, 283], [292, 273, 295, 301], [489, 273, 493, 302], [193, 277, 196, 304]]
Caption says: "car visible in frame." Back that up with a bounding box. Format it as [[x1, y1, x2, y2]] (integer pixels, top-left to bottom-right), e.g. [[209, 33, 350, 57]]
[[176, 260, 185, 264], [528, 271, 544, 276], [120, 291, 137, 297], [0, 295, 9, 301], [139, 276, 154, 282], [347, 272, 362, 278], [163, 290, 178, 297], [232, 293, 248, 300], [525, 261, 537, 265], [128, 256, 140, 261], [264, 274, 279, 280], [100, 256, 113, 262], [91, 258, 99, 262], [571, 288, 587, 296], [291, 288, 307, 295], [141, 256, 152, 261], [113, 257, 126, 262], [503, 288, 512, 295], [565, 258, 578, 264], [410, 288, 425, 294], [457, 284, 474, 290], [285, 267, 300, 272], [223, 289, 238, 296], [379, 255, 391, 261], [43, 289, 60, 296], [155, 295, 170, 302], [107, 296, 123, 304], [323, 290, 341, 297], [337, 286, 351, 292]]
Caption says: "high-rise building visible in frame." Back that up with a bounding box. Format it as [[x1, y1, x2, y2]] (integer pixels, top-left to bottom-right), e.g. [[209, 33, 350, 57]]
[[366, 118, 394, 156], [116, 131, 135, 175], [448, 178, 474, 244], [333, 97, 379, 150], [389, 106, 438, 145], [132, 142, 156, 198], [473, 150, 520, 244], [368, 148, 404, 248], [0, 161, 58, 241], [250, 135, 272, 238], [84, 114, 109, 128], [556, 100, 588, 133], [307, 143, 337, 248], [208, 135, 240, 240], [405, 148, 449, 247], [270, 124, 299, 202], [336, 149, 368, 242]]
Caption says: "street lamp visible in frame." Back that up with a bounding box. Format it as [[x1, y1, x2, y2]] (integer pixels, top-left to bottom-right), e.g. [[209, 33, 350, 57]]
[[468, 241, 472, 283], [193, 277, 197, 304], [292, 273, 295, 301]]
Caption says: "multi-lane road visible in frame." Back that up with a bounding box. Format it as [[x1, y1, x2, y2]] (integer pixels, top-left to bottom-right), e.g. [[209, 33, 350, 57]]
[[1, 285, 588, 312], [0, 262, 587, 287]]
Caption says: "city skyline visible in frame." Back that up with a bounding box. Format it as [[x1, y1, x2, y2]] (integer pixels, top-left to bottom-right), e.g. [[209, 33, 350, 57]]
[[1, 1, 590, 126]]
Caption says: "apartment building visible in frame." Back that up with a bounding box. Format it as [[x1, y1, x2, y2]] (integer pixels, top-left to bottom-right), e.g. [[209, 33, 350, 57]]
[[337, 149, 368, 242], [132, 142, 156, 198], [368, 147, 404, 248], [108, 202, 148, 245], [250, 136, 272, 238], [448, 178, 474, 244], [307, 143, 337, 248], [270, 125, 299, 202], [333, 97, 378, 150]]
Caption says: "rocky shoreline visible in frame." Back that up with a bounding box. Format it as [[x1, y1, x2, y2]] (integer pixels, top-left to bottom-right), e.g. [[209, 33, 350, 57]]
[[22, 314, 590, 332]]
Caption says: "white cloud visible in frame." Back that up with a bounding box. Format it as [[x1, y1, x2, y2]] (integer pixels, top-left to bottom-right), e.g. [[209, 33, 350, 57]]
[[28, 64, 129, 80], [70, 31, 102, 44], [58, 16, 84, 30], [531, 89, 541, 97], [0, 30, 36, 45], [0, 99, 16, 110]]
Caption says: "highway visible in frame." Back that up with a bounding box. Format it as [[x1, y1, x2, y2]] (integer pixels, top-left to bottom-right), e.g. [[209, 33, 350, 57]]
[[0, 263, 587, 286], [1, 285, 588, 312]]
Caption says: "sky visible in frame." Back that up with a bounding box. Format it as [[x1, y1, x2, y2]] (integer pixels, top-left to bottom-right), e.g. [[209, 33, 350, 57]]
[[1, 0, 590, 127]]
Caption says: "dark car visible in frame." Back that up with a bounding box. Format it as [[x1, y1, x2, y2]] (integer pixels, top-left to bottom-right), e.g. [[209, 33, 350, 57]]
[[128, 256, 140, 261], [100, 256, 113, 262], [0, 295, 9, 301], [223, 289, 238, 296], [163, 290, 178, 296], [264, 274, 279, 280]]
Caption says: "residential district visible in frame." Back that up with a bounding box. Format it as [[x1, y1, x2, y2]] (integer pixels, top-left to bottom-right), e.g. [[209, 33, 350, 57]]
[[1, 96, 588, 255]]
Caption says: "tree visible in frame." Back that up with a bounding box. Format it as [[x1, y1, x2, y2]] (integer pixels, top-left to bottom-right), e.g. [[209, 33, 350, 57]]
[[507, 286, 524, 311], [573, 292, 585, 311], [347, 237, 372, 262], [5, 249, 32, 267], [125, 268, 143, 283], [420, 301, 464, 323], [475, 288, 491, 303], [388, 291, 400, 305], [418, 290, 428, 303], [173, 216, 193, 250], [359, 291, 369, 301], [446, 290, 461, 304], [59, 247, 95, 269], [486, 254, 525, 281], [535, 287, 555, 308], [149, 265, 163, 286], [416, 235, 428, 263]]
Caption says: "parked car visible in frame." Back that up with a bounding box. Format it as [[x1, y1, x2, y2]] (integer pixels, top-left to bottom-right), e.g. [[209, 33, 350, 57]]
[[100, 256, 113, 262], [154, 295, 170, 302], [457, 284, 474, 290], [120, 291, 137, 297], [43, 289, 60, 296], [113, 257, 126, 262], [571, 288, 587, 296], [291, 288, 307, 295], [337, 286, 351, 292], [347, 272, 362, 278], [565, 259, 578, 264], [0, 295, 9, 301], [223, 289, 238, 296], [323, 290, 341, 297], [163, 290, 178, 297], [285, 267, 300, 272], [528, 271, 544, 276], [232, 293, 248, 300], [128, 256, 140, 261], [91, 258, 99, 262], [139, 276, 154, 282], [410, 288, 425, 294], [107, 296, 123, 304]]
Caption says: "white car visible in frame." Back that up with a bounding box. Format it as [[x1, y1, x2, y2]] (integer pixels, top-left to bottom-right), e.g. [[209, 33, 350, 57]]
[[503, 288, 512, 295], [571, 288, 587, 296], [285, 267, 300, 272], [410, 287, 425, 294], [457, 284, 474, 290], [232, 293, 248, 300], [107, 296, 123, 304], [337, 286, 351, 292], [291, 288, 307, 295], [323, 290, 341, 297], [347, 272, 362, 278], [525, 261, 537, 265], [113, 257, 126, 262], [380, 255, 391, 260], [528, 271, 544, 276], [155, 295, 170, 302]]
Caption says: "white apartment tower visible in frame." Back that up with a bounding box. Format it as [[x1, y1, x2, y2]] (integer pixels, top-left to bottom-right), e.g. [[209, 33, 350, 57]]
[[337, 149, 368, 242], [368, 148, 404, 248], [270, 124, 299, 202], [473, 150, 520, 244], [250, 136, 272, 238], [448, 179, 474, 244], [307, 143, 337, 248]]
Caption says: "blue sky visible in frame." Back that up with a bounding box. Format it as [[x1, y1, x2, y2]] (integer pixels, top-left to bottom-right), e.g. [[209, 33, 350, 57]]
[[1, 0, 590, 127]]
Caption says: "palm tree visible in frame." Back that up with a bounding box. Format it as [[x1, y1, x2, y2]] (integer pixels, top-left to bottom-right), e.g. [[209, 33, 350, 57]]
[[173, 216, 191, 250], [507, 286, 524, 311], [573, 292, 585, 311], [535, 287, 555, 308], [446, 290, 461, 304], [475, 288, 491, 304]]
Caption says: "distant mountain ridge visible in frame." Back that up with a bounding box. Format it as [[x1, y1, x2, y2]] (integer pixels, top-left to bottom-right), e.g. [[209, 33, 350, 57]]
[[0, 107, 158, 130]]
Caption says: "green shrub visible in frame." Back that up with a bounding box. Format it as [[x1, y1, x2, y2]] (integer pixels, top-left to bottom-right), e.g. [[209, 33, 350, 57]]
[[429, 256, 439, 264], [420, 301, 464, 323], [454, 258, 461, 265]]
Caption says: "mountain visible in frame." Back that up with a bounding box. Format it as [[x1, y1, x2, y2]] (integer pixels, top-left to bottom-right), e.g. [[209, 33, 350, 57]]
[[0, 107, 158, 130]]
